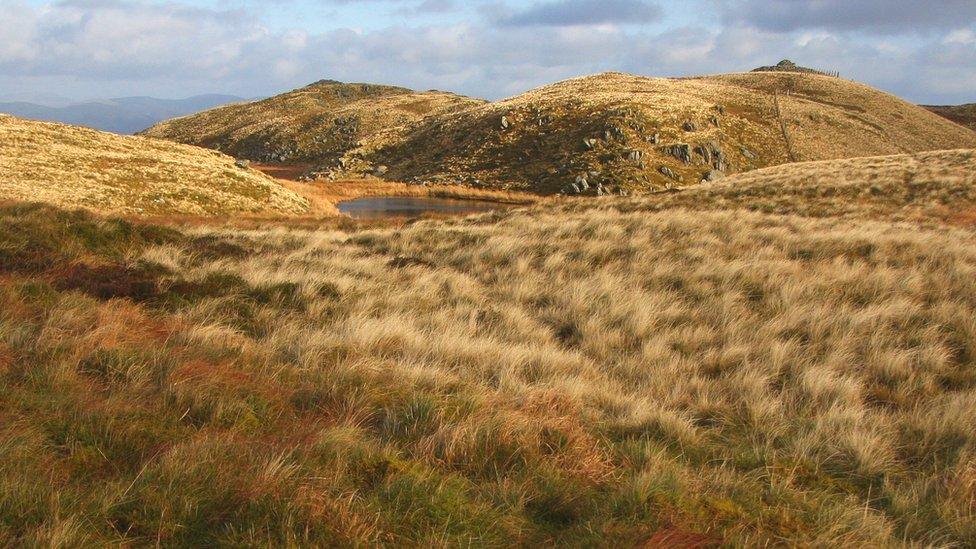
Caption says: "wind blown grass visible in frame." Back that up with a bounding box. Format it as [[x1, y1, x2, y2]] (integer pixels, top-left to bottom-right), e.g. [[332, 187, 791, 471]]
[[1, 159, 976, 544]]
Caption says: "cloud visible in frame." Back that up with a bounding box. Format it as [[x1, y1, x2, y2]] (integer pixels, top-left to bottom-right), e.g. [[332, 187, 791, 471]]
[[721, 0, 976, 33], [493, 0, 661, 27], [0, 0, 974, 105]]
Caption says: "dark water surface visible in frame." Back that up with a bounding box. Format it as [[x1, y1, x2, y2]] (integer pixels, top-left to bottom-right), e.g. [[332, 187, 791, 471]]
[[337, 196, 506, 219]]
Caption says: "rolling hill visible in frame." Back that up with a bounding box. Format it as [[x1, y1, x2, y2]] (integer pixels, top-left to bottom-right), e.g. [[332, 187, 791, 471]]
[[0, 114, 309, 216], [366, 72, 976, 194], [0, 95, 248, 135], [141, 80, 485, 165], [924, 103, 976, 131]]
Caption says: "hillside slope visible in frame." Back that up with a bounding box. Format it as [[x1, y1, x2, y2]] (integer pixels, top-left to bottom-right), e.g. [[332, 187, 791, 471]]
[[924, 103, 976, 131], [366, 72, 976, 194], [141, 80, 485, 164], [2, 149, 976, 546], [583, 148, 976, 225], [0, 115, 309, 216]]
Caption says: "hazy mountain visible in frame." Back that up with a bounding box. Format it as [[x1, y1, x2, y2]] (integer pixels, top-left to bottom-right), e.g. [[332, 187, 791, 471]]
[[0, 94, 250, 135]]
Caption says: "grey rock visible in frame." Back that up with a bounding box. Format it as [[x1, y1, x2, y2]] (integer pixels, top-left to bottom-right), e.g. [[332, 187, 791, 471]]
[[583, 138, 598, 150], [659, 166, 680, 180], [234, 159, 251, 170], [704, 170, 725, 182], [372, 165, 389, 177], [665, 144, 693, 164], [501, 115, 510, 130], [741, 147, 757, 160], [682, 121, 698, 132]]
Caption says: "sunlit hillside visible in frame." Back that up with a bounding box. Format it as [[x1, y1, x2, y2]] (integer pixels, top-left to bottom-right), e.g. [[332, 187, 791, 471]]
[[0, 115, 309, 217]]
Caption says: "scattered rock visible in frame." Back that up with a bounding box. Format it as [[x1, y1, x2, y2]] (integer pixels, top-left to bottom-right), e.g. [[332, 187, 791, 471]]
[[647, 133, 660, 144], [583, 138, 599, 150], [715, 105, 726, 115], [664, 144, 692, 164], [709, 115, 720, 128], [682, 121, 698, 132], [234, 159, 251, 170], [659, 166, 681, 180], [627, 149, 643, 162], [372, 165, 389, 176], [575, 175, 590, 191], [740, 147, 758, 160], [501, 116, 510, 130], [704, 170, 725, 182]]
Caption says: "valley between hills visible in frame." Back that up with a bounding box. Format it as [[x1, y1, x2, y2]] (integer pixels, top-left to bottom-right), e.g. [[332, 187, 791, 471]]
[[2, 63, 976, 546]]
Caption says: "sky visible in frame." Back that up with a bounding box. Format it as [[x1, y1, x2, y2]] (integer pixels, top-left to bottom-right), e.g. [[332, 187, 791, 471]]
[[1, 0, 975, 105]]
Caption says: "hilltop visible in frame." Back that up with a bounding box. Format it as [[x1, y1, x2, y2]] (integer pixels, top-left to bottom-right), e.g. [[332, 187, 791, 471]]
[[752, 59, 839, 77], [924, 103, 976, 131], [0, 114, 309, 216], [1, 148, 975, 546], [363, 71, 976, 194], [141, 80, 485, 165]]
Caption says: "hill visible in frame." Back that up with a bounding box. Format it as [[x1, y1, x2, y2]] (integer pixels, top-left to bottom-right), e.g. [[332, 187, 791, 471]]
[[0, 95, 247, 135], [924, 103, 976, 131], [363, 72, 976, 194], [1, 149, 975, 546], [0, 114, 309, 216], [140, 80, 485, 165]]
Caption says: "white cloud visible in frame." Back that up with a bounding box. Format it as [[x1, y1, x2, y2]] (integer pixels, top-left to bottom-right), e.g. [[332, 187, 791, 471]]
[[0, 0, 973, 105]]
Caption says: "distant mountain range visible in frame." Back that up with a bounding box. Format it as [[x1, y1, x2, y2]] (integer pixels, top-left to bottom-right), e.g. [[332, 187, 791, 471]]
[[0, 95, 251, 135]]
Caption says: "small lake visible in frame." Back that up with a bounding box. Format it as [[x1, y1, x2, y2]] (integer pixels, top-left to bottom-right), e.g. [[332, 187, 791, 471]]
[[337, 196, 507, 219]]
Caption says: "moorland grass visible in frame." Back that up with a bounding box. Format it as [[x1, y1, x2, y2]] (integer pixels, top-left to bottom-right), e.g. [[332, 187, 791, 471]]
[[2, 153, 976, 545]]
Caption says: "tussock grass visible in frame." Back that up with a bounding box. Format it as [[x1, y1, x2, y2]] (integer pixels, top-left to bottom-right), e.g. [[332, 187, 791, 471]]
[[2, 153, 976, 545], [0, 114, 309, 216]]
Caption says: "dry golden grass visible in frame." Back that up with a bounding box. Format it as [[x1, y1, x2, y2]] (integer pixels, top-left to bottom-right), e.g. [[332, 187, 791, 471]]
[[0, 114, 309, 216], [2, 148, 976, 545], [589, 148, 976, 225], [925, 103, 976, 131], [141, 81, 484, 166], [372, 71, 976, 194]]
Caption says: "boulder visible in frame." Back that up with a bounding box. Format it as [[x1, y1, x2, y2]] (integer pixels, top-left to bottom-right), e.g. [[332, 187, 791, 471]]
[[501, 116, 510, 130], [704, 170, 725, 182], [664, 144, 692, 164], [659, 165, 680, 180]]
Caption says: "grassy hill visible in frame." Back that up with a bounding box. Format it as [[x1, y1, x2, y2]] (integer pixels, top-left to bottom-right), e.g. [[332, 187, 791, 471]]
[[367, 72, 976, 194], [140, 80, 485, 165], [924, 103, 976, 131], [0, 114, 309, 216], [1, 149, 975, 546]]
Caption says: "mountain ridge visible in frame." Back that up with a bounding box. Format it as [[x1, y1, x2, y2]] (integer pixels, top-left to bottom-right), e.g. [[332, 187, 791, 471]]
[[0, 94, 249, 135]]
